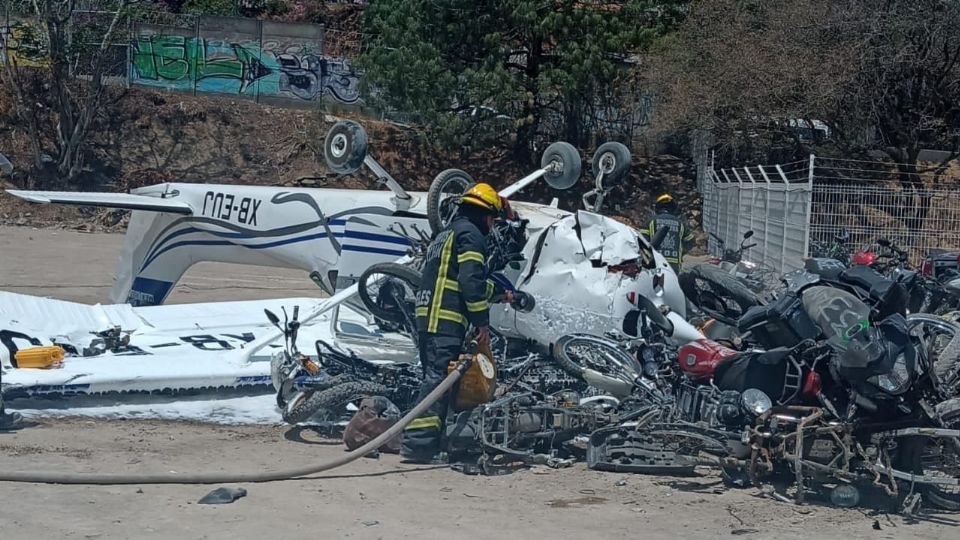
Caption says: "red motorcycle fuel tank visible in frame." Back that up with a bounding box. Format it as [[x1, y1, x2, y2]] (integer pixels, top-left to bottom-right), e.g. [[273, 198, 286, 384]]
[[677, 339, 738, 380], [851, 250, 876, 266]]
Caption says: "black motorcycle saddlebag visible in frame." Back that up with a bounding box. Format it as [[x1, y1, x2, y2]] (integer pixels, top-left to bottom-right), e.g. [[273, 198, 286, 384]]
[[838, 265, 907, 318], [713, 348, 793, 403], [738, 292, 820, 350]]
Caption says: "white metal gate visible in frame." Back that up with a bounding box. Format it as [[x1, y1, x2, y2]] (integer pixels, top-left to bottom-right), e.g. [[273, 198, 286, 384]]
[[702, 158, 813, 274]]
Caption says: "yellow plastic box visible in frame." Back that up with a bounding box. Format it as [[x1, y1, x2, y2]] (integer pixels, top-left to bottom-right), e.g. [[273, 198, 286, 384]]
[[15, 346, 65, 369]]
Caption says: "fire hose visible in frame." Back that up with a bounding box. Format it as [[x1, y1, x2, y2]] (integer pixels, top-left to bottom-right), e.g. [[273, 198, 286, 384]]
[[0, 359, 472, 485]]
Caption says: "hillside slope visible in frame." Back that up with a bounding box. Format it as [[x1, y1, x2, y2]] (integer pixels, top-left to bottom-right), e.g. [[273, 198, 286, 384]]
[[0, 87, 703, 248]]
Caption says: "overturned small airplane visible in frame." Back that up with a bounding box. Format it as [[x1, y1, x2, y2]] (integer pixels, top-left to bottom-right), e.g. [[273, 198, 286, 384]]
[[1, 122, 700, 397]]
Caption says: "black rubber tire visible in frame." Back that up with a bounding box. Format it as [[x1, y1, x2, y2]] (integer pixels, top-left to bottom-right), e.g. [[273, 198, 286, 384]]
[[427, 168, 474, 234], [282, 380, 389, 425], [907, 314, 960, 387], [324, 120, 368, 175], [540, 141, 582, 190], [896, 420, 960, 512], [591, 142, 631, 189], [937, 397, 960, 426], [552, 333, 636, 380], [936, 334, 960, 391], [357, 262, 422, 324], [276, 373, 356, 409], [682, 264, 762, 315]]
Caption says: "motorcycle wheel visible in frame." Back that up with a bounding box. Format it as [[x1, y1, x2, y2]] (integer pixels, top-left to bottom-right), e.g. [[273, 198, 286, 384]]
[[896, 423, 960, 511], [552, 334, 639, 397], [282, 380, 390, 425], [906, 314, 960, 390], [680, 264, 762, 322], [357, 263, 423, 325], [276, 373, 355, 409], [427, 168, 474, 234]]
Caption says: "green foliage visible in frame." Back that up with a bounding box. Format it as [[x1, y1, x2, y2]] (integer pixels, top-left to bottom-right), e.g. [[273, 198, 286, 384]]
[[182, 0, 237, 16], [656, 0, 960, 167], [358, 0, 686, 160]]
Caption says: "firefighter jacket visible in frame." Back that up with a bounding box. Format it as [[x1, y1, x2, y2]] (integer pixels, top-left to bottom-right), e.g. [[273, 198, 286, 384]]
[[646, 212, 695, 265], [415, 215, 497, 336]]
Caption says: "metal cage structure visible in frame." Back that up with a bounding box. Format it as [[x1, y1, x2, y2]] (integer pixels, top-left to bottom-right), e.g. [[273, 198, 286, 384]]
[[702, 155, 960, 273]]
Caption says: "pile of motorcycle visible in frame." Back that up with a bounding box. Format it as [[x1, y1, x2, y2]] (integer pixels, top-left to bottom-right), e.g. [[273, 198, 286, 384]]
[[584, 244, 960, 513], [265, 300, 623, 475], [264, 214, 960, 510], [263, 215, 626, 475]]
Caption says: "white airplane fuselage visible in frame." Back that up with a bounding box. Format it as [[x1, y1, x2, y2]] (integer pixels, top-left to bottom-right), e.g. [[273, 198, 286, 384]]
[[10, 181, 697, 347]]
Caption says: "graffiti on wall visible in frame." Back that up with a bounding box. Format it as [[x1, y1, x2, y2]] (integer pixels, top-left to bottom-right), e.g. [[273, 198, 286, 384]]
[[131, 35, 272, 93], [129, 34, 361, 103], [0, 19, 49, 67], [274, 53, 360, 103]]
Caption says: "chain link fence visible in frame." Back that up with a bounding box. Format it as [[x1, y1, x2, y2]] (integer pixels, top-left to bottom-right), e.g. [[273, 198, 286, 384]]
[[809, 157, 960, 266], [702, 155, 960, 274]]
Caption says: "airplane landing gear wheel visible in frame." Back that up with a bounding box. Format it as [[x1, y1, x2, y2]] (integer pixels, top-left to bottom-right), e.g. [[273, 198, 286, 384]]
[[592, 142, 631, 189], [541, 141, 582, 190], [324, 120, 368, 175]]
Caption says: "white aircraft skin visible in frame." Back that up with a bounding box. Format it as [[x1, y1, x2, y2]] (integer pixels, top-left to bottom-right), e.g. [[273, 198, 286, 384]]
[[3, 165, 701, 396], [0, 289, 415, 397]]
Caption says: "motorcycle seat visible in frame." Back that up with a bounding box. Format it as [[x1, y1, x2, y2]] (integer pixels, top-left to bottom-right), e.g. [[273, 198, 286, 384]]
[[838, 265, 907, 317]]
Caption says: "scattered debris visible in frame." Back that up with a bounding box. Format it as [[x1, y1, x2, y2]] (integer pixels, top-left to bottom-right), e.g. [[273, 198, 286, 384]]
[[198, 487, 247, 505]]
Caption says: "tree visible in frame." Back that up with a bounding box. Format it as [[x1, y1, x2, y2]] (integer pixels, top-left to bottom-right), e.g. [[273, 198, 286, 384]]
[[654, 0, 960, 234], [358, 0, 686, 163], [1, 0, 134, 186], [654, 0, 960, 169]]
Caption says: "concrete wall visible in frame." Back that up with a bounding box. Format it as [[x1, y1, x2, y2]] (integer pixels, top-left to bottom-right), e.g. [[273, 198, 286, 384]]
[[128, 16, 361, 106], [0, 12, 361, 108]]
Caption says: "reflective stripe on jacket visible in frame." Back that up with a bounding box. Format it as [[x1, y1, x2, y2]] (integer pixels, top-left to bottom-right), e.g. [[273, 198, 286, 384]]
[[647, 212, 695, 265], [415, 215, 493, 336]]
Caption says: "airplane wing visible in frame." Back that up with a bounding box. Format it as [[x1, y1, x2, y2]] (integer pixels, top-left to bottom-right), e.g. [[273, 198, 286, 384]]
[[5, 190, 193, 214], [0, 290, 417, 398]]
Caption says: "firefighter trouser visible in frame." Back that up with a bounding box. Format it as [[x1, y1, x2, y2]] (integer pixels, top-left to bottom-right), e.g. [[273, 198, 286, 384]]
[[401, 333, 463, 460]]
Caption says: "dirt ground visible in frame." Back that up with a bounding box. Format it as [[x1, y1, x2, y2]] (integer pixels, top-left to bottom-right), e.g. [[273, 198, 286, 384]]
[[0, 226, 956, 539]]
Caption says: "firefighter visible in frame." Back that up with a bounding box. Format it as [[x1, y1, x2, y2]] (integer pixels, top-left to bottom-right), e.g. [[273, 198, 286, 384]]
[[647, 193, 695, 274], [401, 182, 507, 463]]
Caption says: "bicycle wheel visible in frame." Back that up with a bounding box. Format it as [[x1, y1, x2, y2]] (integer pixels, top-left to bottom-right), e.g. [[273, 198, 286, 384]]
[[357, 263, 422, 325]]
